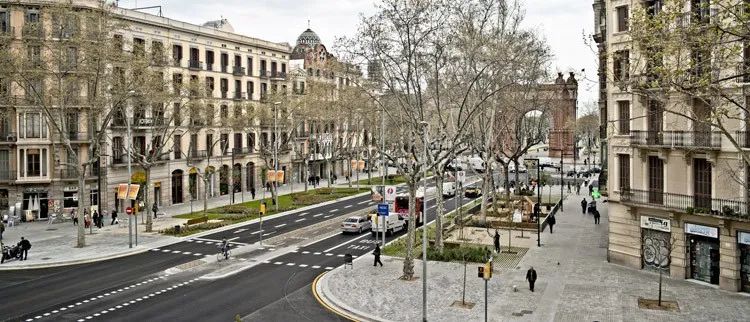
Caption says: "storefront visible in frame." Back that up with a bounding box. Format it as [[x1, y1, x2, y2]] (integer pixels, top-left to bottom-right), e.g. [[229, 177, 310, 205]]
[[640, 216, 671, 273], [739, 231, 750, 293], [686, 223, 720, 285]]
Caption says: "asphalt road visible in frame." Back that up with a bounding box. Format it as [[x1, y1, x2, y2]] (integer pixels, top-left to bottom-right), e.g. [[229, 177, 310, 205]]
[[0, 173, 485, 322]]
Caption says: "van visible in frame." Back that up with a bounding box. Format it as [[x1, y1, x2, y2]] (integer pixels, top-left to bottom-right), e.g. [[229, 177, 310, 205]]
[[468, 157, 485, 173], [442, 182, 456, 198], [371, 213, 405, 237]]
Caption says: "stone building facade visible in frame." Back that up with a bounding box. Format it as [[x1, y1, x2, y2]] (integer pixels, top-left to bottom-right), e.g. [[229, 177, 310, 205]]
[[602, 0, 750, 293]]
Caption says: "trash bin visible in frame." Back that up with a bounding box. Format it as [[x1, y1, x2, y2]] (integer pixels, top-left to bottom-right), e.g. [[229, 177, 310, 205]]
[[174, 225, 181, 234]]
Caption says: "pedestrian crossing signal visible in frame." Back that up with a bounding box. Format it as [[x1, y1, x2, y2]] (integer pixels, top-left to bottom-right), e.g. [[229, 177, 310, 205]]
[[478, 266, 485, 278]]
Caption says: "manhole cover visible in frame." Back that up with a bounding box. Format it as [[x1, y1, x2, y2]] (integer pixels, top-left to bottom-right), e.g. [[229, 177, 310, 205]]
[[46, 228, 58, 231], [42, 257, 51, 260]]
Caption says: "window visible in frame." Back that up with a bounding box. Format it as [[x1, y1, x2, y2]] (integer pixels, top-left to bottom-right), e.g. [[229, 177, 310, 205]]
[[65, 47, 78, 69], [0, 9, 9, 33], [247, 133, 255, 152], [152, 103, 164, 125], [618, 154, 630, 192], [18, 112, 47, 139], [617, 101, 630, 134], [133, 38, 145, 57], [693, 158, 712, 209], [234, 133, 242, 151], [220, 134, 229, 154], [206, 105, 214, 126], [112, 136, 123, 162], [27, 45, 41, 67], [247, 58, 253, 75], [151, 41, 164, 64], [174, 135, 182, 159], [234, 105, 242, 118], [691, 0, 711, 24], [133, 136, 146, 156], [20, 148, 45, 177], [173, 103, 182, 126], [613, 50, 629, 82], [172, 73, 183, 93], [205, 77, 215, 96], [220, 105, 228, 119], [616, 6, 629, 32], [190, 134, 198, 155], [220, 78, 228, 98], [172, 44, 183, 64], [206, 134, 214, 156], [63, 191, 78, 208], [648, 156, 664, 204]]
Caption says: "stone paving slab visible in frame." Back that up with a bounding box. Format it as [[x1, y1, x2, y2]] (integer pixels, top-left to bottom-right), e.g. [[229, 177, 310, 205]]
[[319, 179, 750, 322]]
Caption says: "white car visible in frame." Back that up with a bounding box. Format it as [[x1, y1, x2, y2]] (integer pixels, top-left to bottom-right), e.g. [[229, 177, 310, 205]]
[[341, 215, 372, 234], [442, 182, 456, 198], [371, 213, 405, 237]]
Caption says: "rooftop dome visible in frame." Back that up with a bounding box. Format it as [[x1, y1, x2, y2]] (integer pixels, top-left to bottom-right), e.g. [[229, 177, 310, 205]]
[[296, 28, 321, 47]]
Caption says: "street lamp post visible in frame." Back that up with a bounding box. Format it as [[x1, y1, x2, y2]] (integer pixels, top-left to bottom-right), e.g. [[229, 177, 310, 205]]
[[419, 121, 429, 322]]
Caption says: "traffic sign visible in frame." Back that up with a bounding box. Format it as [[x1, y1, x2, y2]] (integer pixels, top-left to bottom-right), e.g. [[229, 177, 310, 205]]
[[126, 207, 133, 215], [377, 203, 389, 216], [384, 185, 396, 202], [456, 171, 466, 184]]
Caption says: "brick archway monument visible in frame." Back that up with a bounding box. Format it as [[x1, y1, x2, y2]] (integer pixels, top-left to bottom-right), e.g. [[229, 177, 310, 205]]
[[547, 72, 578, 158], [494, 72, 578, 159]]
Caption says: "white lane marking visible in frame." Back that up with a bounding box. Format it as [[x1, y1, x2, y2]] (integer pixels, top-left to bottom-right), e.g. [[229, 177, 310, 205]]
[[313, 214, 323, 217], [195, 240, 204, 243], [161, 249, 171, 253], [344, 204, 352, 208], [302, 251, 310, 254], [286, 262, 296, 266], [295, 218, 306, 222], [325, 253, 334, 256], [193, 253, 203, 256], [312, 265, 321, 269], [234, 228, 248, 234], [275, 223, 286, 228], [298, 212, 308, 216], [182, 251, 192, 255], [324, 215, 333, 219], [171, 250, 182, 254], [330, 209, 339, 212], [313, 252, 322, 255], [151, 248, 160, 251], [250, 230, 264, 235], [337, 254, 344, 257], [358, 200, 369, 205], [263, 260, 271, 264], [274, 261, 283, 265], [262, 231, 276, 237], [227, 237, 240, 241], [323, 233, 371, 253], [325, 267, 334, 270], [299, 264, 309, 267]]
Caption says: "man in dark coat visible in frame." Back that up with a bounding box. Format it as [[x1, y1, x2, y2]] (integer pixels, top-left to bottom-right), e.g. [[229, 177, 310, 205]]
[[18, 237, 31, 261], [250, 187, 256, 199], [526, 266, 537, 292], [493, 230, 501, 253], [373, 244, 383, 267], [580, 198, 587, 214], [594, 209, 601, 224], [548, 214, 556, 233]]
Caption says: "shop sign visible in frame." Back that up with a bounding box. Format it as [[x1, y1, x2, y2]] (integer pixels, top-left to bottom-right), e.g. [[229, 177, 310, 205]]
[[685, 223, 718, 238], [738, 231, 750, 245], [640, 216, 671, 232]]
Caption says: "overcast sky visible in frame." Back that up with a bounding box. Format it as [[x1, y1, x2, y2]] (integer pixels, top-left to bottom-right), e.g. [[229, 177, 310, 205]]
[[119, 0, 598, 108]]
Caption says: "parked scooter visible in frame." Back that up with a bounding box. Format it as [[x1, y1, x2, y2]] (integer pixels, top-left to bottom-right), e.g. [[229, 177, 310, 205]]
[[1, 243, 23, 263]]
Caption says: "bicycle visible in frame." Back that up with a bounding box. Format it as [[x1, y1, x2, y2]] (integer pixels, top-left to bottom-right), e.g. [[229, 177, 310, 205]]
[[217, 247, 231, 261]]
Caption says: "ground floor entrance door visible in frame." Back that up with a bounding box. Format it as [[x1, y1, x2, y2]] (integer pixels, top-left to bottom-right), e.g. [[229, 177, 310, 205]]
[[689, 234, 720, 284]]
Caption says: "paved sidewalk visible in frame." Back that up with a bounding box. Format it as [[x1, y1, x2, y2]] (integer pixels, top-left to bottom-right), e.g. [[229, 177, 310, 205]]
[[318, 181, 750, 322], [0, 172, 384, 269]]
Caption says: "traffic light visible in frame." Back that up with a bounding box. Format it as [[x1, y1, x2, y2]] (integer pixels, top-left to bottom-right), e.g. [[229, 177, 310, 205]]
[[484, 262, 492, 280]]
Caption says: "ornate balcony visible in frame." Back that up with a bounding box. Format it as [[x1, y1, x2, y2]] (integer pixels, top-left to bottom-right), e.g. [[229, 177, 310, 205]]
[[630, 130, 720, 149], [619, 188, 749, 221]]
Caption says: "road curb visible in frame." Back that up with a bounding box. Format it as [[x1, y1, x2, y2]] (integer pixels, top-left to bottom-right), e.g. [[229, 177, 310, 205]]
[[313, 270, 371, 322]]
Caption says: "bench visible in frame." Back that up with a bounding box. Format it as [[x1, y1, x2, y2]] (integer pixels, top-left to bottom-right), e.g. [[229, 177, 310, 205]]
[[185, 216, 209, 227]]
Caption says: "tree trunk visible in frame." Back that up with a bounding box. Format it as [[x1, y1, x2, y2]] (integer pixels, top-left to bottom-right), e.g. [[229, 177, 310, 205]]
[[402, 181, 417, 280], [303, 160, 309, 192], [658, 267, 663, 306], [203, 176, 209, 215], [479, 168, 490, 225], [145, 167, 152, 232], [347, 159, 353, 188], [504, 165, 511, 202], [76, 165, 87, 247], [513, 159, 520, 188], [367, 151, 373, 184], [434, 174, 445, 253]]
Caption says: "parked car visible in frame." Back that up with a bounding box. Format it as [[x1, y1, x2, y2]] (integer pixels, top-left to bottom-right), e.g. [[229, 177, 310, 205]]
[[442, 182, 456, 198], [371, 213, 405, 237], [341, 215, 372, 234], [464, 187, 482, 198]]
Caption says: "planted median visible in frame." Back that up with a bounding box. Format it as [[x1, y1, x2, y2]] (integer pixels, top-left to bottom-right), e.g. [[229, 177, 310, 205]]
[[161, 187, 364, 236]]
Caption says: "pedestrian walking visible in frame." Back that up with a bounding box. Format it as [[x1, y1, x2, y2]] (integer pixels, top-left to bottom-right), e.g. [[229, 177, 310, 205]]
[[71, 209, 78, 225], [266, 181, 271, 192], [580, 198, 587, 214], [373, 244, 383, 267], [594, 209, 601, 224], [490, 229, 501, 253], [567, 182, 571, 193], [548, 214, 556, 233], [576, 184, 580, 195], [111, 209, 118, 225], [83, 209, 90, 228], [589, 184, 594, 195], [250, 187, 256, 199], [0, 221, 5, 241], [152, 203, 159, 219], [525, 266, 537, 292], [92, 210, 101, 228], [18, 237, 31, 261]]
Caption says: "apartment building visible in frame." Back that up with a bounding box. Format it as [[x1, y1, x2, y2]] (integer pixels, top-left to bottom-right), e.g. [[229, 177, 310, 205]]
[[593, 0, 608, 191], [0, 0, 294, 219], [288, 27, 367, 184], [604, 0, 750, 292]]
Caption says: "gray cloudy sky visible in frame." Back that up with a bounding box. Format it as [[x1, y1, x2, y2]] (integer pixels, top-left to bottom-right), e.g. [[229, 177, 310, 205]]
[[119, 0, 597, 107]]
